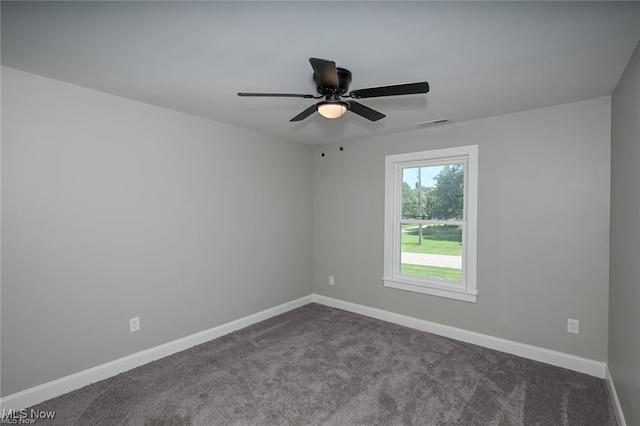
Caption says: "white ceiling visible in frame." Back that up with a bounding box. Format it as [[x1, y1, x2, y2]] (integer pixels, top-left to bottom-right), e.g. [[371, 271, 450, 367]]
[[2, 1, 639, 146]]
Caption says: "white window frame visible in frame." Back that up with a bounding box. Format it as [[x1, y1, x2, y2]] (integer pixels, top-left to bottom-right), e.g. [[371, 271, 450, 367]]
[[383, 145, 478, 303]]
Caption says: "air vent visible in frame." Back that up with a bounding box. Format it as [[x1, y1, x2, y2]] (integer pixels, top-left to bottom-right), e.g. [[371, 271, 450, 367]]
[[417, 119, 449, 128]]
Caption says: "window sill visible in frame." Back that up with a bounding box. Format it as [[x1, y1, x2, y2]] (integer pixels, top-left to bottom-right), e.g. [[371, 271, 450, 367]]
[[382, 277, 477, 303]]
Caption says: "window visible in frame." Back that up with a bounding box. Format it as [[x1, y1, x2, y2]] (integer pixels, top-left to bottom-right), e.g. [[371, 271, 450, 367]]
[[383, 145, 478, 302]]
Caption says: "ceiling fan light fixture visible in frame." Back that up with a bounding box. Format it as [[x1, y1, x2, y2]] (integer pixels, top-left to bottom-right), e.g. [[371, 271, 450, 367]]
[[239, 57, 429, 122], [316, 101, 348, 119]]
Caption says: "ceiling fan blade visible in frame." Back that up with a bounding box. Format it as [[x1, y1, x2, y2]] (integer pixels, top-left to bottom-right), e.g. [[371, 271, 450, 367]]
[[309, 57, 339, 89], [347, 101, 386, 121], [238, 92, 316, 98], [290, 104, 317, 122], [349, 82, 430, 99]]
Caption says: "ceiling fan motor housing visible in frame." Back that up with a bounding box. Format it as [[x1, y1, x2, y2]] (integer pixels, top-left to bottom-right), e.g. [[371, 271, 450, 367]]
[[314, 67, 352, 95]]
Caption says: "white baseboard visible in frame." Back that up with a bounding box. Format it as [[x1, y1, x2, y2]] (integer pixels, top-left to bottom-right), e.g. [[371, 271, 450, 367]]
[[606, 366, 627, 426], [312, 294, 607, 378], [0, 295, 313, 411], [1, 293, 610, 413]]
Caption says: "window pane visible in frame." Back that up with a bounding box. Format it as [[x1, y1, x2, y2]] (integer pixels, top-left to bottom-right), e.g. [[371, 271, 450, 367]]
[[400, 224, 463, 284], [402, 164, 465, 220]]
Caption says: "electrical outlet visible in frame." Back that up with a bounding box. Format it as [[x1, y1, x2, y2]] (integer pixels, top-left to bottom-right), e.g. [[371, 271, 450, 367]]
[[567, 319, 579, 334], [130, 316, 140, 333], [329, 275, 335, 285]]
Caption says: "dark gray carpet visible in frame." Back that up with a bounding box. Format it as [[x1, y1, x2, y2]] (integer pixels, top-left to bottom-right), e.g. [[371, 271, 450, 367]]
[[30, 303, 615, 425]]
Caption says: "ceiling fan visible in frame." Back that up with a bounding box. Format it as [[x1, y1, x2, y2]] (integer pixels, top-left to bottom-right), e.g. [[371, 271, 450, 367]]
[[238, 58, 430, 122]]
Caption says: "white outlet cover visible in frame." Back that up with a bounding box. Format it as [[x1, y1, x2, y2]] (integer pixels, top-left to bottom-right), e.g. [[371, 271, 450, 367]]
[[329, 276, 335, 285], [130, 316, 141, 333], [567, 319, 579, 334]]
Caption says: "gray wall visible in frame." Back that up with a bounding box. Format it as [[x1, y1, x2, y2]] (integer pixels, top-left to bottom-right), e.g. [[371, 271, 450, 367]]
[[313, 97, 611, 361], [609, 42, 640, 426], [1, 67, 312, 397]]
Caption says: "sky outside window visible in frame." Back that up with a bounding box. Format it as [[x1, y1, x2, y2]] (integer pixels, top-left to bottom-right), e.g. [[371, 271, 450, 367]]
[[403, 166, 444, 189]]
